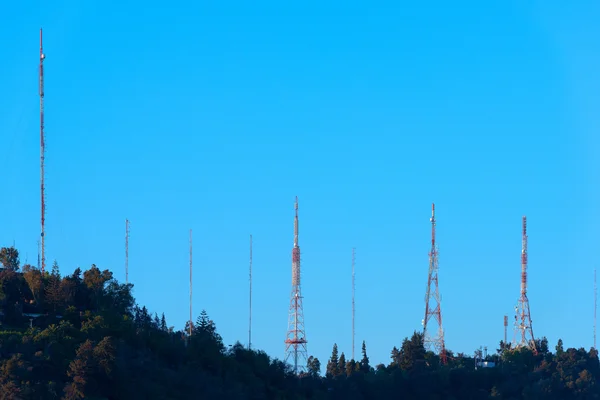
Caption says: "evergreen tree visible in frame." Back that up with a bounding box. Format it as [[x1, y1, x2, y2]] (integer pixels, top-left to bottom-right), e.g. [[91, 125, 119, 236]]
[[326, 343, 340, 378], [0, 246, 20, 271], [306, 356, 321, 377], [360, 340, 370, 372], [400, 331, 426, 370], [556, 338, 564, 356], [195, 309, 223, 349], [0, 244, 600, 399], [46, 260, 64, 311], [160, 313, 167, 331], [345, 360, 356, 376], [390, 346, 400, 367], [338, 352, 346, 376]]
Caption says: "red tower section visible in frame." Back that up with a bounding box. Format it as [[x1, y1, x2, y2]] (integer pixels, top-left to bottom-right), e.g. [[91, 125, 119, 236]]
[[284, 196, 307, 374], [39, 28, 47, 274], [423, 203, 447, 364], [513, 216, 537, 354]]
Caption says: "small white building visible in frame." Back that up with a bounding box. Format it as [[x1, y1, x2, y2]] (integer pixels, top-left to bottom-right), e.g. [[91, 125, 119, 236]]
[[475, 361, 496, 368]]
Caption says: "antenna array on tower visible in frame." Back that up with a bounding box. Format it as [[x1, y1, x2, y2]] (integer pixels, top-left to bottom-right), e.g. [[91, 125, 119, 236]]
[[284, 197, 308, 374], [513, 216, 536, 354], [423, 203, 447, 364]]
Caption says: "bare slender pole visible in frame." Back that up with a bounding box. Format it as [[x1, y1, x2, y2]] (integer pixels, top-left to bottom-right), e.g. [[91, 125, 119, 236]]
[[352, 247, 356, 361], [189, 229, 193, 336], [249, 234, 253, 350]]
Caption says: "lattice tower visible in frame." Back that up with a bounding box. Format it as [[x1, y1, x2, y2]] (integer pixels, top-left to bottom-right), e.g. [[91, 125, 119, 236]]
[[284, 196, 307, 374], [513, 216, 537, 354], [422, 203, 447, 364]]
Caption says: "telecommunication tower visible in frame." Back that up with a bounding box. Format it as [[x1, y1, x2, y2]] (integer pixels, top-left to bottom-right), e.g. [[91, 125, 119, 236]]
[[422, 203, 447, 364], [513, 216, 536, 354], [39, 28, 47, 274], [284, 196, 307, 374], [504, 315, 508, 344]]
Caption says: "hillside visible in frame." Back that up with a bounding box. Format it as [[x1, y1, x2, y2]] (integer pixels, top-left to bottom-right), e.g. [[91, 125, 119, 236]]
[[0, 245, 597, 399]]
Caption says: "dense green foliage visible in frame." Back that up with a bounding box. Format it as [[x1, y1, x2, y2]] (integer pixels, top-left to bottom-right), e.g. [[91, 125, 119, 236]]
[[0, 245, 598, 399]]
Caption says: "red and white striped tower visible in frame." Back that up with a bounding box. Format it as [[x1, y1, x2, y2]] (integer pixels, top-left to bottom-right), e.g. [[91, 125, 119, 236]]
[[513, 216, 537, 354], [423, 203, 447, 364], [284, 196, 307, 374], [39, 28, 47, 274]]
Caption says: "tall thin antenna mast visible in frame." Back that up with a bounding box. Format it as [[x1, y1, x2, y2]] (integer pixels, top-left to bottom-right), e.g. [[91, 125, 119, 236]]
[[249, 234, 253, 350], [422, 203, 447, 364], [513, 216, 536, 354], [125, 219, 130, 284], [284, 196, 308, 374], [189, 229, 193, 337], [504, 315, 508, 344], [595, 269, 597, 349], [352, 247, 356, 361], [39, 28, 46, 274]]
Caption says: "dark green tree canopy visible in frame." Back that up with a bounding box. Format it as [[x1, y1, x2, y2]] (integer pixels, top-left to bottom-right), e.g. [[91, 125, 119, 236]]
[[0, 246, 597, 399], [0, 246, 20, 271]]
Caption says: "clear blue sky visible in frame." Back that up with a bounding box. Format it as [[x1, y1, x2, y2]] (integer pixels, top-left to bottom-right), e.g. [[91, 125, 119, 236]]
[[1, 0, 598, 368]]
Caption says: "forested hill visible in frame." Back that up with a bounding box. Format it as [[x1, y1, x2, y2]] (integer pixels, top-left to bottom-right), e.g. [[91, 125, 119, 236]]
[[0, 246, 597, 399]]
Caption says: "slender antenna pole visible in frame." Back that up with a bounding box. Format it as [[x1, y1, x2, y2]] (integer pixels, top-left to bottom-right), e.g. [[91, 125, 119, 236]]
[[189, 229, 193, 336], [249, 234, 253, 350], [352, 247, 356, 361], [595, 269, 597, 349], [125, 219, 130, 284], [504, 315, 508, 344], [39, 28, 46, 274]]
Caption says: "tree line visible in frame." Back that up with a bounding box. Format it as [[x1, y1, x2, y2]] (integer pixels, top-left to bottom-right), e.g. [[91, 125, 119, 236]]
[[0, 245, 597, 399]]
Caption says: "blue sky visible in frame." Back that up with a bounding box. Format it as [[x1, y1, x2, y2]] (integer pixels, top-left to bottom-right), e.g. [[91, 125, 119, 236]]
[[1, 0, 599, 368]]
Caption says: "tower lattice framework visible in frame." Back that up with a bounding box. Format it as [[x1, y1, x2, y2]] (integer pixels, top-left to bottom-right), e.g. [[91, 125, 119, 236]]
[[423, 203, 447, 364], [513, 216, 537, 354], [284, 196, 307, 374], [39, 28, 47, 274]]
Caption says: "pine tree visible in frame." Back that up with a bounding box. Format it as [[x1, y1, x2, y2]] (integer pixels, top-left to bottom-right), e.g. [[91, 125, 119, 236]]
[[556, 339, 564, 356], [399, 331, 426, 370], [390, 346, 400, 367], [360, 340, 370, 373], [160, 313, 167, 331], [194, 310, 224, 350], [345, 360, 356, 376], [326, 343, 340, 378], [338, 352, 346, 376], [307, 356, 321, 377], [46, 260, 63, 312]]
